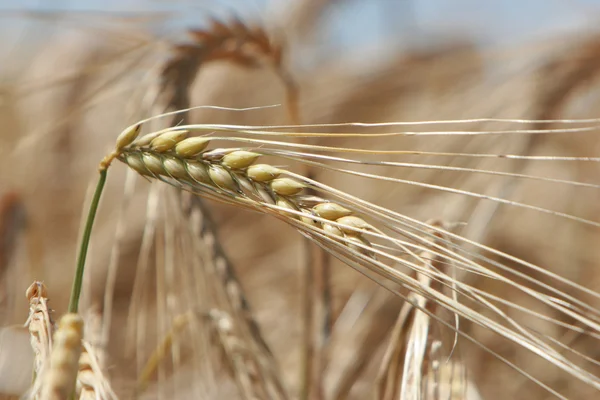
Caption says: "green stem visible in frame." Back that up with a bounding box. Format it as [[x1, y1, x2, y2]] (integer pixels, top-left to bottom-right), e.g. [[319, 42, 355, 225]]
[[68, 168, 107, 313]]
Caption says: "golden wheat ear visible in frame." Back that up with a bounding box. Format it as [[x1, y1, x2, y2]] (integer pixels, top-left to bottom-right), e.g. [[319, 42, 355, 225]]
[[109, 116, 600, 398]]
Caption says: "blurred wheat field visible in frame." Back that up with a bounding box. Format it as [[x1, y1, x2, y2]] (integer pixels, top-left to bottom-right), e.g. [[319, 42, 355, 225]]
[[3, 2, 600, 400]]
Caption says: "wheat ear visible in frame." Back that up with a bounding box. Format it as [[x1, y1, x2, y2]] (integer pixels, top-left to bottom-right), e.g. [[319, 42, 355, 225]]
[[39, 313, 83, 400], [157, 17, 298, 123], [205, 308, 280, 400], [180, 191, 288, 394], [109, 119, 600, 397], [24, 281, 55, 400]]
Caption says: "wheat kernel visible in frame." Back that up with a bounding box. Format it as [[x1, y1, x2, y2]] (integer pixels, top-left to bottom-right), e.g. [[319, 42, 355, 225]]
[[247, 164, 281, 182], [271, 178, 305, 196], [345, 235, 373, 257], [202, 148, 232, 161], [300, 211, 319, 227], [336, 215, 370, 234], [125, 153, 151, 176], [115, 123, 142, 150], [175, 137, 211, 158], [150, 130, 189, 152], [323, 223, 343, 237], [132, 131, 164, 147], [276, 197, 299, 218], [186, 161, 211, 185], [313, 203, 352, 220], [163, 157, 189, 180], [142, 153, 166, 175], [222, 150, 261, 169], [209, 165, 239, 191]]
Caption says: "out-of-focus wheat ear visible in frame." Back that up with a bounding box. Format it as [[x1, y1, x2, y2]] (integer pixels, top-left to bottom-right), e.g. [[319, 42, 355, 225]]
[[24, 281, 55, 399], [157, 17, 298, 124], [205, 308, 277, 400], [181, 193, 289, 399], [39, 313, 83, 400], [153, 12, 297, 336], [137, 309, 283, 400], [375, 261, 433, 399]]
